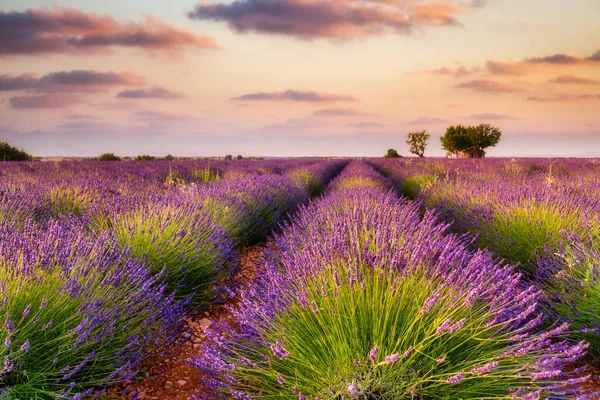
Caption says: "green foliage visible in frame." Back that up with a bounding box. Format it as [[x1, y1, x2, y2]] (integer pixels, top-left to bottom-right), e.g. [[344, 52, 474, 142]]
[[236, 155, 244, 160], [287, 170, 322, 195], [383, 149, 402, 158], [469, 124, 502, 151], [109, 206, 228, 303], [226, 265, 550, 399], [440, 125, 471, 155], [0, 142, 32, 161], [542, 237, 600, 353], [164, 154, 175, 161], [406, 130, 431, 157], [224, 154, 233, 160], [441, 124, 502, 156], [191, 166, 221, 184], [98, 153, 121, 161], [135, 155, 156, 161], [399, 173, 439, 199]]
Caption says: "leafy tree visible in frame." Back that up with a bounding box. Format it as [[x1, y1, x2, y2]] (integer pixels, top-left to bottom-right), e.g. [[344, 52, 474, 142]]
[[164, 154, 175, 161], [98, 153, 121, 161], [236, 155, 244, 160], [383, 148, 402, 158], [136, 155, 156, 161], [468, 124, 502, 152], [0, 142, 32, 161], [441, 124, 501, 157], [406, 130, 431, 157], [224, 154, 233, 160]]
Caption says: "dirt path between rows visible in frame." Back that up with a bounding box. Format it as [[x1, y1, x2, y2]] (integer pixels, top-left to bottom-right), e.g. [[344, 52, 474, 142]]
[[107, 244, 267, 400]]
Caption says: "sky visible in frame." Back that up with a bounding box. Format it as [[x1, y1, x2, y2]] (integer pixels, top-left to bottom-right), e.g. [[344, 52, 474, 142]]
[[0, 0, 599, 157]]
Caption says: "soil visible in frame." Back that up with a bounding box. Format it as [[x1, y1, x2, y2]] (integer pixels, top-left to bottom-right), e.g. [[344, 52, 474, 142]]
[[104, 244, 267, 400]]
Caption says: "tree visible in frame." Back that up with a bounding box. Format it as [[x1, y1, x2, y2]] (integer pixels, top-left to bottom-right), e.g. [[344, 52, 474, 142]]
[[236, 155, 244, 160], [0, 142, 32, 161], [440, 125, 470, 156], [164, 154, 175, 161], [406, 130, 431, 157], [224, 154, 233, 160], [98, 153, 121, 161], [468, 124, 502, 152], [441, 124, 501, 158], [383, 148, 402, 158]]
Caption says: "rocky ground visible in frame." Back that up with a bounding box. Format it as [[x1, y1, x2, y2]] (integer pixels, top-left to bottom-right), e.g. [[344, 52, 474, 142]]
[[106, 244, 266, 400]]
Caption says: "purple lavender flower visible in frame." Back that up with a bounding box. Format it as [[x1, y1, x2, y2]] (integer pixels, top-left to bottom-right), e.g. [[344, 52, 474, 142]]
[[446, 371, 466, 384], [384, 353, 400, 364], [368, 345, 379, 363], [348, 380, 357, 394], [270, 340, 290, 360]]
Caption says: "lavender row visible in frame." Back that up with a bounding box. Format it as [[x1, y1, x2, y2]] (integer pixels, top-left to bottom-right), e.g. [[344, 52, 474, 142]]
[[192, 161, 591, 399], [0, 159, 346, 398], [369, 158, 600, 360]]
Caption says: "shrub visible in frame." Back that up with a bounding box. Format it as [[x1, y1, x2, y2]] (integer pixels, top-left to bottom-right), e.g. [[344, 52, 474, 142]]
[[383, 148, 401, 158], [98, 153, 121, 161], [537, 234, 600, 355], [94, 194, 236, 304], [0, 221, 185, 399]]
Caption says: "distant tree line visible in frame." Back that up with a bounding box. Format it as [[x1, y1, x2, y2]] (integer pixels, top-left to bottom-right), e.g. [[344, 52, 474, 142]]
[[0, 142, 33, 161], [97, 153, 265, 161]]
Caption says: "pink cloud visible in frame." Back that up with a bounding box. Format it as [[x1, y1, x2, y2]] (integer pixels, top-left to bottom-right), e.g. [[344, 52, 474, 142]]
[[0, 7, 216, 57], [548, 75, 599, 85], [486, 49, 600, 76], [188, 0, 462, 39], [232, 89, 356, 102], [0, 70, 145, 93], [117, 87, 184, 99], [9, 94, 82, 109], [457, 79, 525, 93], [312, 108, 374, 117]]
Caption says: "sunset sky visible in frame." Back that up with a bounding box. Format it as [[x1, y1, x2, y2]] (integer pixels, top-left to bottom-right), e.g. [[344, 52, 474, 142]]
[[0, 0, 599, 157]]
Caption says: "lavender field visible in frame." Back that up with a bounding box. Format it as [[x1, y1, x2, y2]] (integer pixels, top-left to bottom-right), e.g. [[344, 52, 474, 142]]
[[1, 158, 599, 399]]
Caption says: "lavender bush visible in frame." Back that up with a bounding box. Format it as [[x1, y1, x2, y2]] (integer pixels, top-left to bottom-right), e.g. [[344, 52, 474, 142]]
[[0, 221, 186, 399]]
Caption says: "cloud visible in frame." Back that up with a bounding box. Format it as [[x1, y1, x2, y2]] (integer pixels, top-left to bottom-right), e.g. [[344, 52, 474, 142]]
[[188, 0, 462, 39], [0, 74, 38, 91], [487, 49, 600, 76], [312, 108, 374, 117], [66, 114, 99, 120], [117, 86, 184, 99], [485, 60, 531, 76], [468, 113, 515, 120], [0, 7, 216, 57], [0, 70, 145, 93], [548, 75, 599, 85], [415, 65, 479, 78], [348, 122, 387, 128], [9, 94, 82, 109], [54, 121, 113, 130], [134, 109, 199, 122], [456, 79, 524, 93], [527, 94, 600, 103], [406, 117, 449, 124], [587, 50, 600, 62], [232, 89, 356, 102]]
